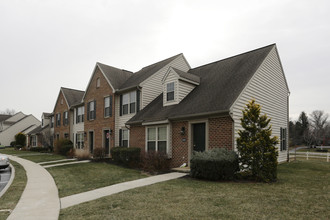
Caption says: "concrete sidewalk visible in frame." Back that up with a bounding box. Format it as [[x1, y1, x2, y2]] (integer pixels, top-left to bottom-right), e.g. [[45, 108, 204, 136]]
[[43, 160, 90, 168], [7, 156, 60, 220], [61, 172, 187, 209]]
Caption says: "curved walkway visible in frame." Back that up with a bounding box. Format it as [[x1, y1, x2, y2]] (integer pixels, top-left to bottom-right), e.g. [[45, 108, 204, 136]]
[[7, 155, 60, 220]]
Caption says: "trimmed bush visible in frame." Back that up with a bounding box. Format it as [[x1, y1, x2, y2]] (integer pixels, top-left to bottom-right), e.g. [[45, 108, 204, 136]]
[[10, 141, 16, 147], [140, 151, 170, 174], [15, 133, 26, 146], [30, 147, 48, 153], [55, 139, 73, 156], [110, 147, 141, 167], [93, 147, 106, 160], [190, 148, 239, 181]]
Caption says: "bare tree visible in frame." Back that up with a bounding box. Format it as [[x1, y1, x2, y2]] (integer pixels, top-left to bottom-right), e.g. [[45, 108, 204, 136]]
[[0, 108, 16, 115], [309, 110, 328, 145]]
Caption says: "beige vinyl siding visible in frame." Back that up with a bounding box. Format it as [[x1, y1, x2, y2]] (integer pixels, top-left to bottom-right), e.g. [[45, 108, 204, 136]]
[[141, 54, 190, 109], [179, 80, 195, 102], [231, 46, 289, 162]]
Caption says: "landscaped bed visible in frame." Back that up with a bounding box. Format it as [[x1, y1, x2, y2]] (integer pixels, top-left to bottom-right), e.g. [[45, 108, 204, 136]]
[[59, 160, 330, 220], [47, 162, 148, 198]]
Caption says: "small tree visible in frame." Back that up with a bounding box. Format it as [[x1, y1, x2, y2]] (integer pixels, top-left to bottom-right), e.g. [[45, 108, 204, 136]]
[[236, 100, 279, 182], [15, 132, 26, 147]]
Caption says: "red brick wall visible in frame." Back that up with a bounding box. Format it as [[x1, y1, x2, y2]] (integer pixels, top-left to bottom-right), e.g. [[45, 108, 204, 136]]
[[84, 68, 116, 152], [129, 125, 145, 150], [171, 121, 189, 168], [54, 90, 70, 140], [208, 116, 233, 150]]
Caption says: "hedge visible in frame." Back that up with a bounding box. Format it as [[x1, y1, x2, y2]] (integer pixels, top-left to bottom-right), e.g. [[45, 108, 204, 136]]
[[110, 147, 141, 167], [190, 148, 239, 181]]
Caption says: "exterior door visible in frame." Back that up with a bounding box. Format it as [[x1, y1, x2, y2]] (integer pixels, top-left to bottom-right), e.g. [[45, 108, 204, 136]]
[[89, 131, 94, 153], [104, 130, 110, 155], [193, 123, 206, 152]]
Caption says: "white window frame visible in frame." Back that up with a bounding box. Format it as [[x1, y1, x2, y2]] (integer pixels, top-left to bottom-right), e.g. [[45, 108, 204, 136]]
[[76, 132, 84, 149], [121, 129, 129, 147], [76, 106, 84, 123], [64, 111, 68, 125], [51, 116, 54, 128], [122, 91, 136, 115], [145, 125, 169, 154], [56, 113, 61, 127], [88, 101, 95, 120], [104, 96, 111, 118], [166, 82, 175, 102], [32, 135, 37, 147]]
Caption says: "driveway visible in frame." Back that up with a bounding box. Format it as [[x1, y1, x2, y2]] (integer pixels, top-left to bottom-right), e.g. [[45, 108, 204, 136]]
[[0, 166, 11, 193]]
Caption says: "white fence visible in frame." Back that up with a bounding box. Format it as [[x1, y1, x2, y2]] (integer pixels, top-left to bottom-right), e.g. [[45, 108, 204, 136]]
[[290, 151, 329, 162]]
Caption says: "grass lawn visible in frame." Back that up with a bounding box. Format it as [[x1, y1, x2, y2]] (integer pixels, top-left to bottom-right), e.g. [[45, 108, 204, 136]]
[[0, 147, 38, 155], [47, 162, 148, 198], [60, 160, 330, 220], [0, 161, 27, 220]]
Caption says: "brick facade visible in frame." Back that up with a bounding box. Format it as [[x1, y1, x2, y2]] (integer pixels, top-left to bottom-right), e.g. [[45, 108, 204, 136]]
[[208, 116, 233, 150], [129, 125, 145, 149], [84, 68, 116, 154], [53, 91, 70, 141], [170, 121, 189, 168]]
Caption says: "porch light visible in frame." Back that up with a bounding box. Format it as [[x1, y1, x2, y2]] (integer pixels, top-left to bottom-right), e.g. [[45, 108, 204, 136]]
[[180, 127, 185, 135]]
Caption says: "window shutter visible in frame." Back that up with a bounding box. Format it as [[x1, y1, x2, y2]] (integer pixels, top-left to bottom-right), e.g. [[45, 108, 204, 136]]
[[284, 128, 287, 150], [94, 100, 96, 119], [59, 113, 61, 126], [120, 95, 123, 116], [87, 103, 90, 120], [76, 108, 78, 123], [110, 95, 113, 117], [136, 90, 140, 112], [119, 129, 122, 147], [280, 127, 283, 151], [63, 112, 65, 125]]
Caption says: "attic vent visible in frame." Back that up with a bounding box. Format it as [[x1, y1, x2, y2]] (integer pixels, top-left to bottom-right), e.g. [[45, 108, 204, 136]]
[[96, 77, 100, 88], [61, 98, 63, 105]]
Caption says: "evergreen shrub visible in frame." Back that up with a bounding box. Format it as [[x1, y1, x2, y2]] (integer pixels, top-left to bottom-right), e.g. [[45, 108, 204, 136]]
[[190, 148, 239, 180], [140, 151, 170, 174], [110, 147, 141, 167], [15, 133, 26, 146], [56, 139, 73, 156]]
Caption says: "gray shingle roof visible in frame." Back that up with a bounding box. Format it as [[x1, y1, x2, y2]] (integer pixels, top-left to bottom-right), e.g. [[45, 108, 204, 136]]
[[172, 68, 200, 84], [119, 54, 182, 90], [61, 87, 85, 108], [0, 114, 11, 123], [127, 44, 275, 124], [96, 63, 133, 90]]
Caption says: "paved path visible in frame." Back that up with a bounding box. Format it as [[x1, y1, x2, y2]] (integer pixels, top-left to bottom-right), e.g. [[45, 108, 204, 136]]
[[43, 160, 90, 168], [61, 172, 187, 209], [7, 155, 60, 220], [38, 158, 77, 165]]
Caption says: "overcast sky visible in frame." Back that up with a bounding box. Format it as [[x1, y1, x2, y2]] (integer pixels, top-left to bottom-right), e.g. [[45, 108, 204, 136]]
[[1, 0, 329, 121]]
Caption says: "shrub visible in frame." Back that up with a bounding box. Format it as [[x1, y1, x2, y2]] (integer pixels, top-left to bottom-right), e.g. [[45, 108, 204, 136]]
[[55, 139, 73, 156], [190, 148, 239, 181], [110, 147, 141, 167], [93, 147, 106, 160], [75, 149, 91, 160], [10, 141, 16, 147], [140, 151, 170, 174], [15, 133, 26, 146]]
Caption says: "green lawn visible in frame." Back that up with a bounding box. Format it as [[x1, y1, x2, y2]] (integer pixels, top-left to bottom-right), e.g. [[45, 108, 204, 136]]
[[47, 162, 147, 197], [0, 161, 27, 220], [60, 160, 330, 220], [0, 147, 38, 155]]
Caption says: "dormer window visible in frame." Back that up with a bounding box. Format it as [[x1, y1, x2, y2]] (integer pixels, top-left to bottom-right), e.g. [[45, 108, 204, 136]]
[[166, 82, 175, 101]]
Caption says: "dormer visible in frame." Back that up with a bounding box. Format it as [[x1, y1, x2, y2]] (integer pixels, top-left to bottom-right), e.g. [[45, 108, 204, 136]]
[[162, 67, 200, 106]]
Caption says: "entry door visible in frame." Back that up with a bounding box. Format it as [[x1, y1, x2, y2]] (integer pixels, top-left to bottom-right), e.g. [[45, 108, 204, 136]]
[[104, 130, 110, 155], [193, 123, 206, 152], [89, 131, 94, 153]]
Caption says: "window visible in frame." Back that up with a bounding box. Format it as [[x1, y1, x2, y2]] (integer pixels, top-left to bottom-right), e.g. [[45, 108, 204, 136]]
[[64, 133, 69, 139], [280, 127, 287, 151], [147, 126, 167, 153], [56, 113, 61, 127], [76, 106, 84, 123], [166, 82, 174, 101], [63, 111, 68, 126], [96, 77, 100, 88], [51, 117, 54, 128], [76, 133, 84, 149], [87, 101, 96, 120], [121, 91, 137, 115], [104, 96, 112, 117], [122, 130, 129, 147], [31, 136, 37, 147]]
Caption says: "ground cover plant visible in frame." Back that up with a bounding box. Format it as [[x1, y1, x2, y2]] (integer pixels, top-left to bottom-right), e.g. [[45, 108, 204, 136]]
[[47, 162, 147, 197], [0, 161, 27, 220], [59, 160, 330, 220]]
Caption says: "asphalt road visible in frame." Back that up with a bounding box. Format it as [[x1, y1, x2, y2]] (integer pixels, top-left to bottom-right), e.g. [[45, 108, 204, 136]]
[[0, 166, 11, 193]]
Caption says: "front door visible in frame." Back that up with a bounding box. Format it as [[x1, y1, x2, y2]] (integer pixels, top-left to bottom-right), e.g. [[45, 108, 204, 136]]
[[104, 130, 110, 155], [193, 123, 206, 152], [89, 131, 94, 153]]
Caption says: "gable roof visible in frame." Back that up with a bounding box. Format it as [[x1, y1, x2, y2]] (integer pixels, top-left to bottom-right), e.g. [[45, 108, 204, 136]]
[[0, 114, 11, 123], [165, 67, 200, 85], [61, 87, 85, 108], [118, 54, 182, 91], [127, 44, 276, 124]]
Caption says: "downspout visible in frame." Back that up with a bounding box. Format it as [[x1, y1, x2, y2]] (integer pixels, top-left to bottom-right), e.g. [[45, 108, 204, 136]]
[[287, 92, 290, 162]]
